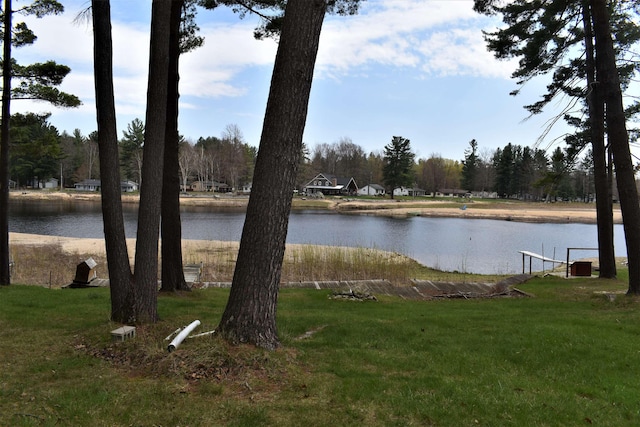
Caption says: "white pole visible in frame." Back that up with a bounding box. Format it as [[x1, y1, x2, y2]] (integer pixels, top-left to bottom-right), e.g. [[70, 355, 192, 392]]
[[167, 320, 201, 352]]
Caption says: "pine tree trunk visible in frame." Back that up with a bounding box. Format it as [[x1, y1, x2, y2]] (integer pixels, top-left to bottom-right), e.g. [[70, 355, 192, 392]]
[[582, 1, 616, 278], [0, 0, 12, 286], [133, 0, 172, 321], [92, 0, 135, 322], [217, 0, 327, 350], [592, 0, 640, 293], [160, 0, 188, 292]]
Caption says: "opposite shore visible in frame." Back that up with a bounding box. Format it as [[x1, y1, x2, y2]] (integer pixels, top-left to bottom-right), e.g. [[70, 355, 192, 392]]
[[9, 190, 622, 224]]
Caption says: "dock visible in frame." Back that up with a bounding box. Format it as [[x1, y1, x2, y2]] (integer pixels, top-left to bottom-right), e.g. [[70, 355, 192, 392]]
[[518, 250, 565, 274]]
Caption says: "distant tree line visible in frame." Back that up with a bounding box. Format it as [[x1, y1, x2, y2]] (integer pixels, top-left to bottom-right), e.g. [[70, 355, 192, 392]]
[[8, 113, 604, 202]]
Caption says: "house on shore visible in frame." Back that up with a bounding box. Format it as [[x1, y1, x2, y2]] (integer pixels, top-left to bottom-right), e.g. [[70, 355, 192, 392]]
[[393, 187, 426, 197], [121, 181, 139, 192], [437, 189, 470, 198], [303, 173, 358, 196], [74, 179, 139, 192], [357, 184, 385, 196], [240, 182, 252, 194], [74, 179, 101, 192], [190, 180, 232, 193]]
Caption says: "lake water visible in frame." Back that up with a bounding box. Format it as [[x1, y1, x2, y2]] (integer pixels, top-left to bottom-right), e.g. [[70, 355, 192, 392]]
[[8, 199, 627, 275]]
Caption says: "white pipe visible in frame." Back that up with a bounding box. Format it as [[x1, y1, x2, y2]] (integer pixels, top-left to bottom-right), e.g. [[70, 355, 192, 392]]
[[167, 320, 201, 352], [165, 327, 182, 341]]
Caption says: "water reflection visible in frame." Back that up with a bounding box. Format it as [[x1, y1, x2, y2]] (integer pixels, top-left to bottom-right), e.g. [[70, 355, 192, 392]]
[[8, 200, 626, 275]]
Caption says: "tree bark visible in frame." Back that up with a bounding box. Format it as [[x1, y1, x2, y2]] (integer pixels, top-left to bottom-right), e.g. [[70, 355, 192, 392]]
[[0, 0, 12, 285], [217, 0, 327, 350], [582, 1, 616, 278], [160, 0, 188, 292], [133, 0, 172, 322], [92, 0, 135, 322], [591, 0, 640, 293]]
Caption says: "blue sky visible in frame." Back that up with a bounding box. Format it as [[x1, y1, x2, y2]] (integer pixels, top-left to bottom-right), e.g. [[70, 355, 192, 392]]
[[12, 0, 579, 161]]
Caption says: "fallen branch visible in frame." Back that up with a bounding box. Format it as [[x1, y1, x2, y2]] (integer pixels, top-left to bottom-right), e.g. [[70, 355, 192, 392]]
[[329, 290, 377, 301]]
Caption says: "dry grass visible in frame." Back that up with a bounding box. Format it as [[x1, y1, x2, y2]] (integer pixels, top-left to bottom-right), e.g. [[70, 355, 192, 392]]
[[10, 243, 108, 288], [9, 238, 505, 288]]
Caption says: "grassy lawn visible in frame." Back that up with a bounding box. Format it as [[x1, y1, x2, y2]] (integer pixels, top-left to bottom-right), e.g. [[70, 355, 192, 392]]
[[2, 275, 640, 426]]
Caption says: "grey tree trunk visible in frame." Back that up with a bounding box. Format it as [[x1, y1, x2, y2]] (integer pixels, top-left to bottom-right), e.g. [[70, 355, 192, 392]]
[[133, 0, 172, 321], [0, 0, 12, 285], [582, 1, 616, 278], [217, 0, 328, 350], [91, 0, 135, 322], [160, 0, 188, 292], [592, 0, 640, 293]]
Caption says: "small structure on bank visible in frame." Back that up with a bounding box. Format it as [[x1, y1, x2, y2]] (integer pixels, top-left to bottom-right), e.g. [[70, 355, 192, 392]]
[[68, 257, 98, 288]]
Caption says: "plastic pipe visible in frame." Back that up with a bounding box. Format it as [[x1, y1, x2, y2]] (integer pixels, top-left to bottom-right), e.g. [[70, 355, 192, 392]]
[[167, 320, 201, 352]]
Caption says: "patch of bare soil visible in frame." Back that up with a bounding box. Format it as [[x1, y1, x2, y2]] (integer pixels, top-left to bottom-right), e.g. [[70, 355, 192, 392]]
[[73, 325, 298, 400]]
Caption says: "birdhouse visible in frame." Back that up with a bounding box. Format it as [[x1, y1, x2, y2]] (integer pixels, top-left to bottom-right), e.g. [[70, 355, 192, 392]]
[[73, 257, 97, 284]]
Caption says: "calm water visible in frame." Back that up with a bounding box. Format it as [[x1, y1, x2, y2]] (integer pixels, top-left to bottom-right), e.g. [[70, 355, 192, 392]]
[[8, 199, 627, 275]]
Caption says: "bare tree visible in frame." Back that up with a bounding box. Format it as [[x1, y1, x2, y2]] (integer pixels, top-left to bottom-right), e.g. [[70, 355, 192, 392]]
[[178, 140, 196, 192]]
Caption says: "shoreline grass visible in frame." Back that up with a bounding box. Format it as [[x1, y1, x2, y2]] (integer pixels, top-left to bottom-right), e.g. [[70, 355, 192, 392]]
[[1, 272, 638, 426], [9, 242, 507, 289]]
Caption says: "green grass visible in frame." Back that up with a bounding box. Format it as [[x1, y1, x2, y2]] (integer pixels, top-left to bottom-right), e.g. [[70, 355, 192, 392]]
[[2, 275, 640, 426]]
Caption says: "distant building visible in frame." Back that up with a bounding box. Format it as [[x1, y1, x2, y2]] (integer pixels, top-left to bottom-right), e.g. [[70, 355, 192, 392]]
[[190, 180, 231, 193], [303, 173, 358, 196], [393, 187, 426, 197], [43, 178, 59, 189], [357, 184, 385, 196], [120, 181, 139, 192], [74, 179, 139, 192], [438, 189, 469, 198], [240, 182, 252, 194], [74, 179, 101, 192]]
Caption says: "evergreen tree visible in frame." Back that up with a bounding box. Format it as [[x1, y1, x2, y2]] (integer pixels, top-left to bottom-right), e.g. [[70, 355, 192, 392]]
[[133, 0, 172, 323], [119, 118, 145, 183], [160, 0, 204, 293], [217, 0, 328, 349], [493, 143, 514, 198], [383, 136, 415, 199], [91, 0, 135, 322], [461, 139, 478, 191], [1, 0, 80, 285], [9, 112, 60, 187], [473, 0, 639, 282]]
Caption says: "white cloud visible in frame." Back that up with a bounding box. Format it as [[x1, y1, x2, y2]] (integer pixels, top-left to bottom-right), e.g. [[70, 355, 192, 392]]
[[316, 0, 512, 79], [416, 28, 515, 78], [178, 22, 277, 98]]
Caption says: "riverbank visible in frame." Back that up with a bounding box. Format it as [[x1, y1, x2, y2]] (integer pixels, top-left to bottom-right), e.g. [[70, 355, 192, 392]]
[[9, 190, 621, 224]]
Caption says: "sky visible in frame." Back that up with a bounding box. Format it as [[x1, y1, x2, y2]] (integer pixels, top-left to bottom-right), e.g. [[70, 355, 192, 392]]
[[11, 0, 581, 162]]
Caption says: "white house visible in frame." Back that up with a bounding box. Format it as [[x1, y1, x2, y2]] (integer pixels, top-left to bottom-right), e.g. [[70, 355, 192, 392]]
[[74, 179, 139, 192], [120, 181, 139, 192], [240, 182, 252, 194], [43, 178, 59, 189], [393, 187, 426, 197], [357, 184, 385, 196], [74, 179, 101, 191]]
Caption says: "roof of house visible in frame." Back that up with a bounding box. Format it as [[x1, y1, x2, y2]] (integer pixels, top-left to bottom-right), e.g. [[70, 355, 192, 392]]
[[75, 179, 101, 186], [305, 173, 358, 189]]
